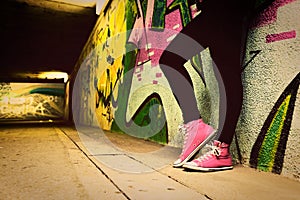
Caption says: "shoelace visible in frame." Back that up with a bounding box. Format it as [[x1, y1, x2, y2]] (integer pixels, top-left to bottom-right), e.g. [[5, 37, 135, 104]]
[[178, 121, 200, 156], [197, 143, 220, 161]]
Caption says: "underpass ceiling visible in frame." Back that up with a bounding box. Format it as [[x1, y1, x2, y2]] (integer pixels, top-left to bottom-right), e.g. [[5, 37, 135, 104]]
[[0, 0, 98, 81]]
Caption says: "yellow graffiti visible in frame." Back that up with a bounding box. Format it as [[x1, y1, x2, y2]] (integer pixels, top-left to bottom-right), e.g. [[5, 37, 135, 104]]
[[93, 0, 127, 130]]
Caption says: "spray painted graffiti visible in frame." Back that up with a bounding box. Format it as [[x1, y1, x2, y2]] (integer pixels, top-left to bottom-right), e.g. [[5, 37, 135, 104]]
[[74, 0, 300, 179], [89, 0, 204, 142], [91, 0, 127, 130], [0, 83, 64, 120], [111, 0, 206, 143], [251, 0, 296, 29], [250, 73, 299, 174], [240, 0, 299, 177]]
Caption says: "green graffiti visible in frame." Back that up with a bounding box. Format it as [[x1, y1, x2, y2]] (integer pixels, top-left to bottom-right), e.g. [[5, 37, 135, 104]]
[[257, 95, 290, 171], [131, 96, 167, 143], [250, 73, 300, 174], [126, 0, 138, 37], [152, 0, 192, 29], [141, 0, 148, 19], [152, 0, 167, 29], [112, 93, 167, 143], [168, 0, 191, 27]]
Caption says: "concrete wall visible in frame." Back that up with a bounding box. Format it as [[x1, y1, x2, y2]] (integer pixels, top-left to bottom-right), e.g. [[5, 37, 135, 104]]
[[238, 0, 300, 180], [72, 0, 300, 180]]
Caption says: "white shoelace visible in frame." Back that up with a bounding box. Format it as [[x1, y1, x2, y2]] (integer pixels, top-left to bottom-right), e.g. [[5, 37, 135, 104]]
[[197, 143, 220, 162]]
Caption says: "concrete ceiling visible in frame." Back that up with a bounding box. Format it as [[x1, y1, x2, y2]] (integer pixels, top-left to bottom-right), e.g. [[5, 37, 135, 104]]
[[0, 0, 98, 81]]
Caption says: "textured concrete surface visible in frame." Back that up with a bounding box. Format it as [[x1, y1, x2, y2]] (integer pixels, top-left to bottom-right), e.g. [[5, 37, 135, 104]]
[[0, 124, 125, 200], [1, 124, 300, 200], [238, 0, 300, 180]]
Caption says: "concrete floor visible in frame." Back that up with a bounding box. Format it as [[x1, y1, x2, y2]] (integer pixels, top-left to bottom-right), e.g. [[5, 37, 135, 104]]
[[1, 124, 299, 200]]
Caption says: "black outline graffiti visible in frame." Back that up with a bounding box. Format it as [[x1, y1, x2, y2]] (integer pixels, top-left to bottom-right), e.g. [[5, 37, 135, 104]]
[[250, 72, 300, 174], [242, 50, 261, 71]]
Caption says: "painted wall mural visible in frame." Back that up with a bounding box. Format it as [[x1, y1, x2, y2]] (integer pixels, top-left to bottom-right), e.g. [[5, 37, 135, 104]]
[[238, 0, 300, 179], [250, 73, 299, 174], [0, 82, 65, 120], [73, 0, 300, 180], [74, 0, 205, 143]]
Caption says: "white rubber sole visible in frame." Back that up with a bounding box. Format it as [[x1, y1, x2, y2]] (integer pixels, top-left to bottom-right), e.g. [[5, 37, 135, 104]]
[[183, 164, 233, 171]]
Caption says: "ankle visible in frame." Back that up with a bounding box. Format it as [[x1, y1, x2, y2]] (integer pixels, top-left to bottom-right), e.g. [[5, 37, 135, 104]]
[[213, 140, 231, 156]]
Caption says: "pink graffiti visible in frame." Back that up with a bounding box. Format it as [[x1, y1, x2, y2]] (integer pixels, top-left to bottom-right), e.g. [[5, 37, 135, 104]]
[[156, 73, 162, 78], [266, 30, 296, 43], [251, 0, 296, 29], [145, 10, 183, 67], [129, 0, 185, 82]]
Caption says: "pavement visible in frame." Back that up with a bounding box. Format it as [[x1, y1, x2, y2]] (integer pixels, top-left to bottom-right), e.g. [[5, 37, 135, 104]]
[[1, 123, 300, 200]]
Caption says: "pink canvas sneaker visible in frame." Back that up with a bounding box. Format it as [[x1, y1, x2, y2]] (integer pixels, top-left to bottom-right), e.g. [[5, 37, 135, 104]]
[[173, 119, 216, 167], [182, 140, 233, 171]]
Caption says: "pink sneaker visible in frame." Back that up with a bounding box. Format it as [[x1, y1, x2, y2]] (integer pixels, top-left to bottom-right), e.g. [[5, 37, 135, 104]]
[[173, 119, 216, 167], [182, 140, 233, 171]]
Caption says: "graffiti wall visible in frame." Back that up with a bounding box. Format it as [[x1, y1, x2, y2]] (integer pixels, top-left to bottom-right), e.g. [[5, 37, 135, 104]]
[[0, 82, 65, 120], [72, 0, 300, 180], [237, 0, 300, 179]]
